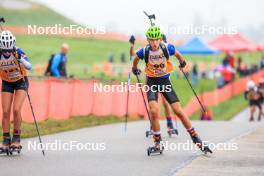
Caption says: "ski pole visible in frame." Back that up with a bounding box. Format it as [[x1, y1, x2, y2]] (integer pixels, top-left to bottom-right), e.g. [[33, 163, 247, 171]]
[[180, 68, 206, 113], [143, 11, 156, 26], [124, 45, 134, 132], [135, 74, 152, 125], [17, 62, 45, 156]]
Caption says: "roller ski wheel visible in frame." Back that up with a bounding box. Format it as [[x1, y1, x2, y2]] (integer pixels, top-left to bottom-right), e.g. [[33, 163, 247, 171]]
[[9, 145, 22, 155], [145, 130, 153, 138], [192, 136, 213, 155], [10, 135, 22, 155], [0, 146, 10, 155], [0, 136, 11, 155], [147, 142, 164, 156], [167, 128, 178, 137]]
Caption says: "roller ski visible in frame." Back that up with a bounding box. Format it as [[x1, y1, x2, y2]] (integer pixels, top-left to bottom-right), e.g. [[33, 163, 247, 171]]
[[9, 134, 22, 155], [188, 128, 212, 154], [167, 117, 178, 137], [147, 135, 164, 156], [0, 136, 11, 155]]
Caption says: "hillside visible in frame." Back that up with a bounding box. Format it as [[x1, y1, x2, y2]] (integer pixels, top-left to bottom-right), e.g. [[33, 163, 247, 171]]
[[0, 0, 76, 26]]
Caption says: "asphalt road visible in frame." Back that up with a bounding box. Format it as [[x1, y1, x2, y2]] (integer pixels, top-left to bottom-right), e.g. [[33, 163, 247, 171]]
[[0, 120, 263, 176]]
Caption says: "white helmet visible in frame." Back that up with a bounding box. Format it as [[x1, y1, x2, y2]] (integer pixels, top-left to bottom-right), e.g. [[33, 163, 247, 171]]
[[246, 80, 255, 90], [0, 30, 16, 50]]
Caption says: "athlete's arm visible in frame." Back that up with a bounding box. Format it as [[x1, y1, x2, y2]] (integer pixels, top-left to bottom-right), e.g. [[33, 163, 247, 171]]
[[132, 56, 140, 68], [130, 44, 136, 57], [16, 48, 32, 70], [167, 43, 186, 67], [174, 51, 186, 63], [132, 47, 144, 69], [50, 54, 61, 77]]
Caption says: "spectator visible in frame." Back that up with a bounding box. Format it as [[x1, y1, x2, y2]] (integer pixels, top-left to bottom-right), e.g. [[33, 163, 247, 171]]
[[120, 51, 126, 63], [227, 52, 236, 68], [50, 43, 69, 77], [222, 54, 229, 66], [191, 63, 198, 86], [215, 71, 225, 88], [108, 52, 114, 63], [44, 54, 55, 76], [222, 66, 234, 85], [215, 64, 225, 88], [236, 56, 243, 76]]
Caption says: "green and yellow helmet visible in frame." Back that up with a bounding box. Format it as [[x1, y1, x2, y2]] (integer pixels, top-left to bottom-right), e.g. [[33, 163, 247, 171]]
[[146, 26, 162, 39]]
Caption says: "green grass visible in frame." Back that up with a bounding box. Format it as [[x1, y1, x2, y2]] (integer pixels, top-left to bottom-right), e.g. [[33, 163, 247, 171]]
[[170, 75, 216, 106], [0, 1, 75, 26], [16, 35, 129, 65], [16, 35, 130, 78], [190, 93, 248, 121], [0, 115, 139, 139]]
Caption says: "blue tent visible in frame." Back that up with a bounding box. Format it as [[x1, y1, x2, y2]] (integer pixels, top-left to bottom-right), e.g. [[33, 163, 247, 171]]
[[177, 37, 219, 55]]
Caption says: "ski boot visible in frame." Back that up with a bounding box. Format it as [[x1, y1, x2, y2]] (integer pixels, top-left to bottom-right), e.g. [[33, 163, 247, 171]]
[[167, 117, 178, 137], [9, 132, 22, 155], [147, 134, 164, 156], [188, 128, 212, 154], [0, 134, 11, 155]]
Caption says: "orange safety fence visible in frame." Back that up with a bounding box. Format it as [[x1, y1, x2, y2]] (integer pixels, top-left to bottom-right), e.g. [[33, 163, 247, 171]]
[[0, 69, 264, 123]]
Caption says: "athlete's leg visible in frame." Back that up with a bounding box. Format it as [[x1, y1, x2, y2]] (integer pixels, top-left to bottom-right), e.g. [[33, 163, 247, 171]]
[[162, 95, 174, 129], [170, 102, 192, 129], [2, 92, 13, 133], [250, 105, 256, 121], [257, 104, 262, 121], [149, 100, 160, 133], [162, 95, 173, 117], [13, 90, 26, 131], [11, 90, 26, 146], [161, 78, 192, 129], [1, 92, 13, 148], [146, 77, 162, 147], [161, 78, 212, 152]]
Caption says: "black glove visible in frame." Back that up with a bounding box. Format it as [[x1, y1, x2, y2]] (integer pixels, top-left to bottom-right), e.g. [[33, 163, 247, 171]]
[[129, 35, 136, 45], [179, 60, 186, 68], [132, 67, 141, 75]]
